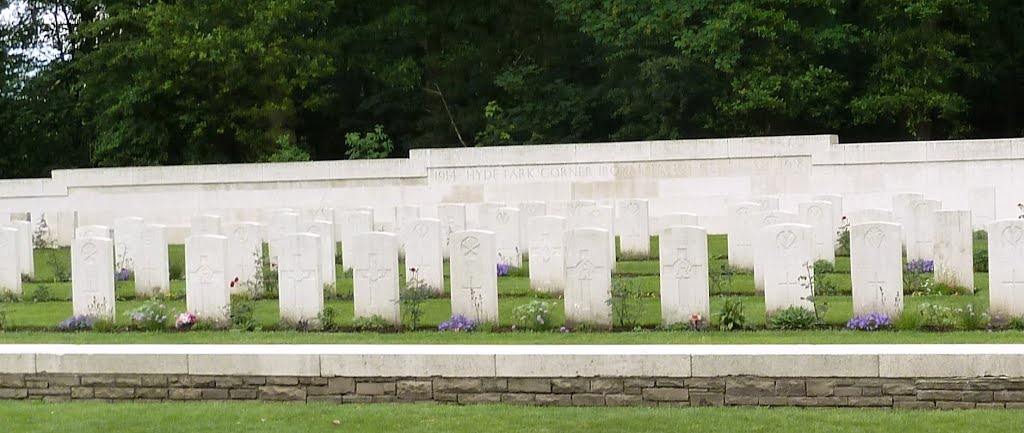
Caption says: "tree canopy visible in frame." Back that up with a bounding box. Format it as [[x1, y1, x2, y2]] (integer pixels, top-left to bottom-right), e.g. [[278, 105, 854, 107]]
[[1, 0, 1021, 178]]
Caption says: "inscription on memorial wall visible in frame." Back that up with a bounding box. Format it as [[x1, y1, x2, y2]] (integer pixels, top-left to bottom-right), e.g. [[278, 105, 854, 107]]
[[427, 158, 807, 184]]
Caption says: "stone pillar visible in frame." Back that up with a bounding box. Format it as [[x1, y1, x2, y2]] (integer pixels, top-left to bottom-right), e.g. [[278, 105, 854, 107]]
[[338, 210, 373, 271], [893, 192, 925, 246], [727, 202, 762, 270], [303, 220, 337, 291], [906, 199, 941, 261], [10, 220, 34, 280], [799, 201, 836, 264], [0, 227, 22, 296]]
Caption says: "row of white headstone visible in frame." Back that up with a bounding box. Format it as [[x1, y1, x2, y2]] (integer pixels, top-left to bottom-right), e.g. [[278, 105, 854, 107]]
[[727, 193, 976, 292]]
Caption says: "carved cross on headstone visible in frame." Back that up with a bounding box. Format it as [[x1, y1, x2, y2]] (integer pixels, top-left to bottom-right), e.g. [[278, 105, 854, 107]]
[[190, 254, 216, 290], [532, 232, 557, 263], [567, 249, 604, 311], [356, 253, 391, 310], [1002, 270, 1024, 293], [662, 246, 702, 282], [779, 270, 801, 295], [285, 249, 316, 283]]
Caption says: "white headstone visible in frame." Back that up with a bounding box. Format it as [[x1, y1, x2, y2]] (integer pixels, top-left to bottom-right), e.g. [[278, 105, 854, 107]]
[[813, 194, 844, 230], [449, 229, 499, 323], [303, 220, 337, 291], [477, 202, 506, 229], [278, 232, 324, 324], [185, 234, 230, 323], [267, 211, 300, 264], [437, 204, 467, 259], [490, 207, 522, 267], [518, 201, 547, 254], [76, 225, 112, 240], [934, 210, 974, 292], [988, 219, 1024, 318], [754, 211, 799, 293], [32, 211, 77, 247], [71, 236, 115, 318], [0, 227, 21, 296], [573, 205, 616, 265], [906, 199, 941, 261], [893, 193, 924, 245], [727, 202, 762, 269], [226, 222, 264, 294], [659, 213, 699, 233], [113, 217, 144, 271], [848, 208, 893, 225], [338, 210, 374, 271], [659, 225, 710, 325], [302, 207, 335, 226], [799, 201, 836, 264], [753, 195, 780, 211], [850, 222, 904, 317], [395, 205, 421, 233], [618, 199, 650, 256], [190, 214, 222, 237], [402, 218, 444, 293], [760, 223, 815, 315], [135, 223, 170, 297], [352, 232, 400, 324], [563, 228, 612, 327], [528, 216, 567, 293], [11, 220, 34, 280]]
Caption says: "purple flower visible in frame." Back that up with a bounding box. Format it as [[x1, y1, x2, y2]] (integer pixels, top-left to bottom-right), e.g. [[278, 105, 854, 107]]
[[58, 314, 94, 331], [905, 259, 934, 273], [846, 312, 891, 331], [115, 268, 132, 281], [496, 263, 511, 277], [439, 314, 476, 332]]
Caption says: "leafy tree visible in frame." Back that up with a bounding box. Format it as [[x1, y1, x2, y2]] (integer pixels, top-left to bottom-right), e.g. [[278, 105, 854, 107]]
[[345, 125, 394, 159]]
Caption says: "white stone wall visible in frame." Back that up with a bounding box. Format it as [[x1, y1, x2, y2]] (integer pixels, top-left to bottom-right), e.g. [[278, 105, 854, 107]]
[[2, 135, 1024, 237]]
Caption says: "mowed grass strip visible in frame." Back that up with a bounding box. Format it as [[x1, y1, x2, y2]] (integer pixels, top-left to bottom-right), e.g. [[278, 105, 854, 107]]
[[0, 402, 1010, 433]]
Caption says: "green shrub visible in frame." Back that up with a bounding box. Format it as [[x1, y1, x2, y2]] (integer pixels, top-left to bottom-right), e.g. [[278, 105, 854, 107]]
[[318, 306, 341, 331], [0, 304, 8, 331], [1007, 316, 1024, 330], [169, 262, 184, 280], [513, 299, 557, 331], [812, 260, 838, 296], [973, 249, 988, 272], [607, 278, 645, 329], [709, 264, 735, 295], [351, 314, 394, 332], [918, 303, 956, 330], [770, 307, 818, 330], [126, 299, 170, 331], [230, 295, 259, 331], [91, 317, 119, 333], [30, 285, 54, 302], [956, 304, 990, 330], [835, 224, 850, 256], [716, 297, 747, 331], [893, 310, 923, 330], [0, 290, 21, 303], [400, 277, 434, 330]]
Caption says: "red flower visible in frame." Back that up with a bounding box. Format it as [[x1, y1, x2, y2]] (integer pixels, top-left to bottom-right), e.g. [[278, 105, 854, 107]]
[[233, 277, 240, 283], [409, 267, 417, 273], [229, 281, 235, 288]]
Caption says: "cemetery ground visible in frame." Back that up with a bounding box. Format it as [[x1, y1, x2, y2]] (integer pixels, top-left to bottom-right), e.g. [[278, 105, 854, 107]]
[[0, 401, 1011, 433], [0, 234, 1011, 343]]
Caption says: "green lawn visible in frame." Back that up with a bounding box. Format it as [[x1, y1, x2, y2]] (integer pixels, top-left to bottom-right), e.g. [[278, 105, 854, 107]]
[[0, 402, 1008, 433], [0, 234, 1005, 343]]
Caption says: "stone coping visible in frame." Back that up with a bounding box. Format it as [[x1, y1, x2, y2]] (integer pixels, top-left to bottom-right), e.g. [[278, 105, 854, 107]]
[[3, 344, 1024, 379]]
